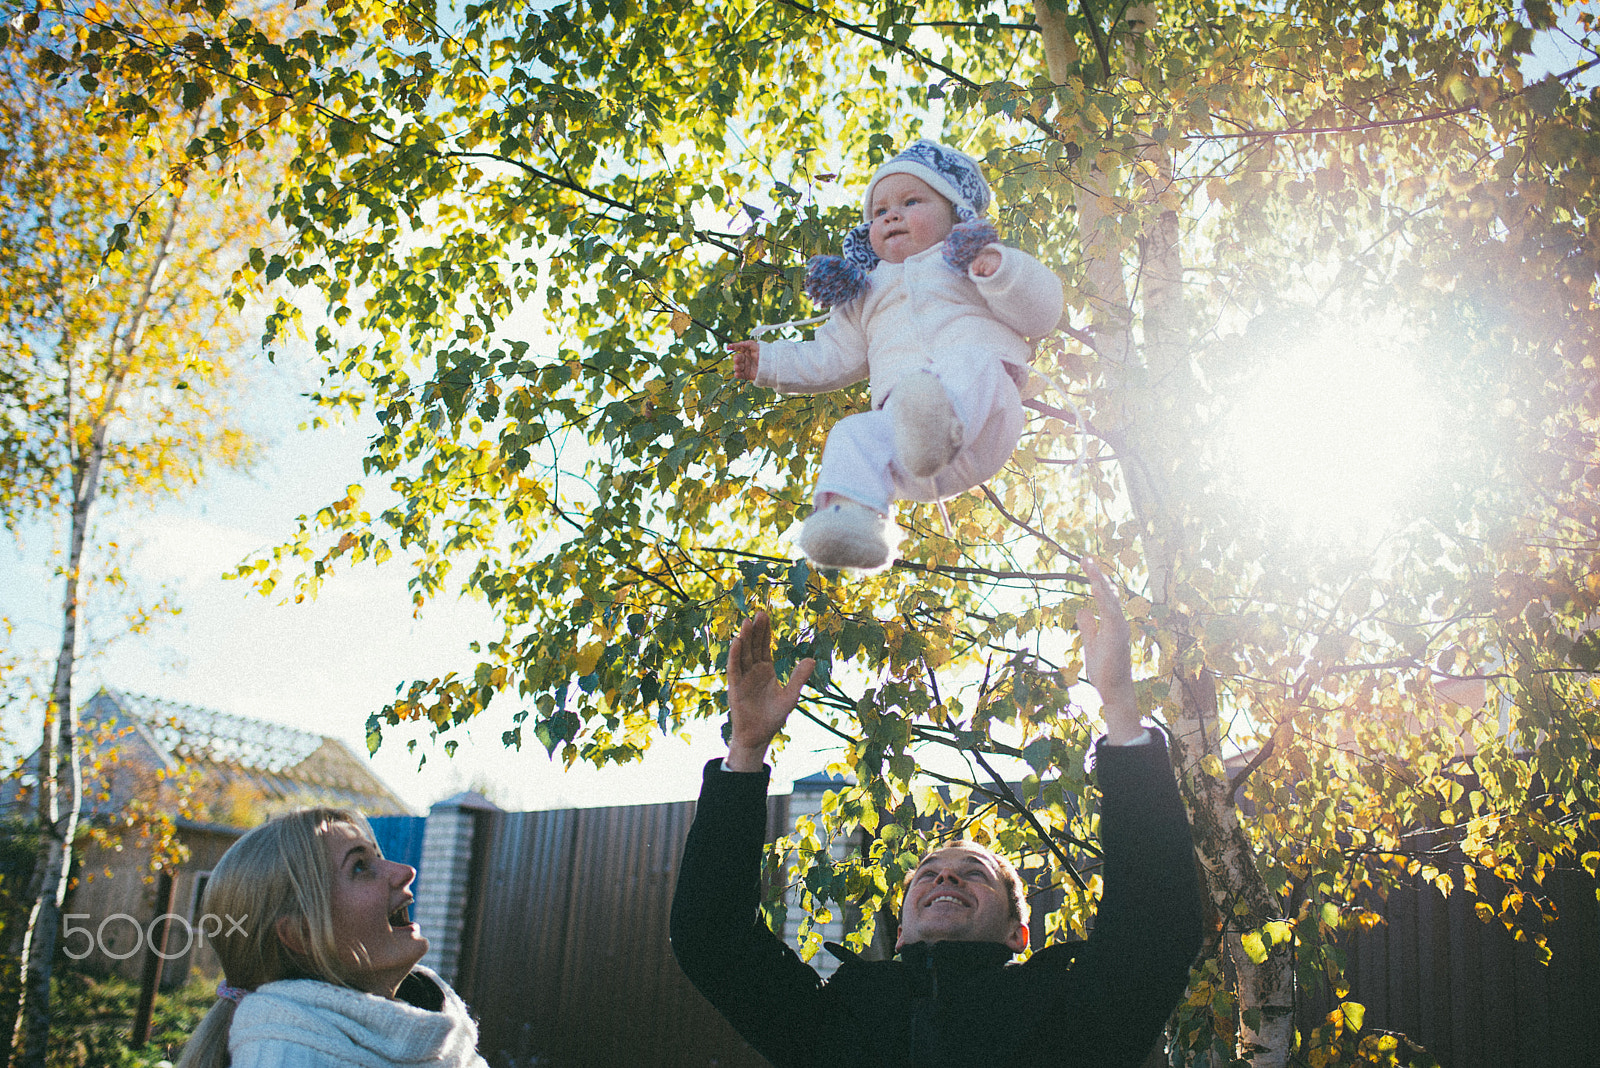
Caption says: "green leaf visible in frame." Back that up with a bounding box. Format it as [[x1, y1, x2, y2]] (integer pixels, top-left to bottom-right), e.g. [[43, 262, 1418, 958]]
[[1527, 76, 1565, 118], [180, 79, 212, 110], [1023, 736, 1054, 775], [787, 559, 810, 605]]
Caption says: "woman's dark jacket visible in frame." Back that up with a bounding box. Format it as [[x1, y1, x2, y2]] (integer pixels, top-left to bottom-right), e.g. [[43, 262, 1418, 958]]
[[669, 734, 1204, 1067]]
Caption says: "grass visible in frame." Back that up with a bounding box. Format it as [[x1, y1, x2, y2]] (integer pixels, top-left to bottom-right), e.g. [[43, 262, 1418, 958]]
[[42, 968, 217, 1068]]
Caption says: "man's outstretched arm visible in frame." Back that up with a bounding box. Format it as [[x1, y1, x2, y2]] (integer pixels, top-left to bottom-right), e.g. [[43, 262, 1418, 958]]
[[670, 614, 829, 1067], [1078, 557, 1144, 745], [1022, 560, 1205, 1066]]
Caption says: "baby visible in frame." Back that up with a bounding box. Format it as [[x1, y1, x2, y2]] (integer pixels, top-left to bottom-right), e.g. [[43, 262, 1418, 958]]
[[730, 138, 1064, 572]]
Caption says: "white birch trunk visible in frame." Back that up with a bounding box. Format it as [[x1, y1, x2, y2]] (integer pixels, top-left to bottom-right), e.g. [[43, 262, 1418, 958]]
[[1032, 3, 1296, 1064], [10, 187, 186, 1068]]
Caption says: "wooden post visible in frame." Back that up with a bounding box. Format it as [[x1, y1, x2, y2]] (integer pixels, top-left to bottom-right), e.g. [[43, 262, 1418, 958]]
[[130, 868, 176, 1046]]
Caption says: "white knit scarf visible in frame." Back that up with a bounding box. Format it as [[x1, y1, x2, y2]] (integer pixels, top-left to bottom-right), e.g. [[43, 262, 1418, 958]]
[[228, 966, 489, 1068]]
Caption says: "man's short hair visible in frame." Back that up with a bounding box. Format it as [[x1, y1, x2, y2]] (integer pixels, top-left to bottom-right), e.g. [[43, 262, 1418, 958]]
[[903, 839, 1030, 926]]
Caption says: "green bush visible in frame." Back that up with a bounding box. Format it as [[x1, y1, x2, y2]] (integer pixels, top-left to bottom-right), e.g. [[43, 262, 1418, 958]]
[[0, 817, 42, 1045], [44, 969, 215, 1068]]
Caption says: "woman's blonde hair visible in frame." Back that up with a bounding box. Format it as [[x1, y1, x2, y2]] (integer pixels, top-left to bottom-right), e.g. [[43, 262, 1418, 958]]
[[175, 807, 375, 1068]]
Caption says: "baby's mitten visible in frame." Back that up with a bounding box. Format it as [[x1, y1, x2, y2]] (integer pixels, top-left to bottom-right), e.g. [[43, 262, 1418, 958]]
[[942, 218, 1000, 272], [805, 255, 870, 308]]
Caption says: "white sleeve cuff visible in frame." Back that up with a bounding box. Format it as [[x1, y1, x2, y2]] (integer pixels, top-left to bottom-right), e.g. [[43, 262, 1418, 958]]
[[1106, 727, 1155, 747]]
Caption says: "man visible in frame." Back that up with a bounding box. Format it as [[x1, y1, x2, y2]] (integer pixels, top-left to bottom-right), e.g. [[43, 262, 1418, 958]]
[[670, 561, 1204, 1067]]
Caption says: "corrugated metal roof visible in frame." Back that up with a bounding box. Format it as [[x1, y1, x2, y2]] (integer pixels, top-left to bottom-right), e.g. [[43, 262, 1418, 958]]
[[102, 690, 326, 771], [83, 689, 414, 817]]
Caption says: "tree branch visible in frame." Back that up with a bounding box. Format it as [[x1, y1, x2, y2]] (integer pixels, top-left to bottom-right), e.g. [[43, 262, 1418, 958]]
[[980, 484, 1076, 562], [892, 558, 1089, 584], [969, 746, 1094, 889], [79, 20, 744, 254], [776, 0, 1065, 144], [1201, 56, 1600, 142]]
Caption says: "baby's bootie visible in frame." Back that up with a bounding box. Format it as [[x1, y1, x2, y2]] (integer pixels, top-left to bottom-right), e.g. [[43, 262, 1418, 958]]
[[797, 499, 901, 572], [891, 371, 963, 478]]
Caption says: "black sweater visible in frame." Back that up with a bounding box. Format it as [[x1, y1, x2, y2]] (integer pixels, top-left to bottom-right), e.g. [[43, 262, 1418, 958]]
[[670, 735, 1204, 1067]]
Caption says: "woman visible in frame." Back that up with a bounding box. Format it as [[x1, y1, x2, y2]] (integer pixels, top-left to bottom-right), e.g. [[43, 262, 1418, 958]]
[[176, 807, 487, 1068]]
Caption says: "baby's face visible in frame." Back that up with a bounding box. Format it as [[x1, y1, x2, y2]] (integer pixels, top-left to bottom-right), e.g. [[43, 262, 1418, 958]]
[[867, 174, 956, 264]]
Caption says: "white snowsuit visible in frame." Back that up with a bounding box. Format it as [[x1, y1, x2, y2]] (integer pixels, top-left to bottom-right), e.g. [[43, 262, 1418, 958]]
[[755, 241, 1063, 513]]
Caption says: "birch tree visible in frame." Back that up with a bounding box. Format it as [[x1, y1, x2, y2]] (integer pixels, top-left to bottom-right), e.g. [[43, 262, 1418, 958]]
[[1, 18, 268, 1063], [52, 0, 1600, 1062]]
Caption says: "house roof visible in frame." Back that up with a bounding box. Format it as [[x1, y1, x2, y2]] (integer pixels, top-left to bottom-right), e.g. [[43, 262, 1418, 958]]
[[432, 790, 502, 812], [73, 688, 416, 820], [793, 768, 853, 791]]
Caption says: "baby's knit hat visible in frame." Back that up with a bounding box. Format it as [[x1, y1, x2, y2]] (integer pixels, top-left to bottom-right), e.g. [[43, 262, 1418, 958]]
[[806, 139, 992, 309], [860, 139, 990, 225]]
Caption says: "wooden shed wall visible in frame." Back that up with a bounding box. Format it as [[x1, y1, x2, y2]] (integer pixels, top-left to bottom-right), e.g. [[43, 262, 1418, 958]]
[[64, 824, 240, 985]]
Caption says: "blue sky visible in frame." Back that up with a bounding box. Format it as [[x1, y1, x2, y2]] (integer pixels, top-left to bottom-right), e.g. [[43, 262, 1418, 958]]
[[0, 335, 843, 814]]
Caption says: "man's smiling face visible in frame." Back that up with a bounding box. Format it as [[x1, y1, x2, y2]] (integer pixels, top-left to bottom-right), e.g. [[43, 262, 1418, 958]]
[[896, 845, 1027, 952]]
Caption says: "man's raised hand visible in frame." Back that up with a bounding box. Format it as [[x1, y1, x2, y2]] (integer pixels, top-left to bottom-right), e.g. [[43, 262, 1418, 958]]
[[1077, 559, 1142, 744], [725, 612, 816, 772]]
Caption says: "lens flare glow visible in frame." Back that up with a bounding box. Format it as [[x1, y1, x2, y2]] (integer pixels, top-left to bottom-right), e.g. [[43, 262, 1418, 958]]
[[1223, 327, 1441, 542]]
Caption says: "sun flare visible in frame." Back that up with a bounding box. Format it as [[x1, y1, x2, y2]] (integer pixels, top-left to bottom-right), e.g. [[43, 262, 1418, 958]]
[[1223, 324, 1441, 543]]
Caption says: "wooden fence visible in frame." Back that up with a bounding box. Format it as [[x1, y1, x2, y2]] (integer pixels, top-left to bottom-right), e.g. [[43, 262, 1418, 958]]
[[457, 795, 790, 1068], [450, 793, 1600, 1068], [1299, 863, 1600, 1068]]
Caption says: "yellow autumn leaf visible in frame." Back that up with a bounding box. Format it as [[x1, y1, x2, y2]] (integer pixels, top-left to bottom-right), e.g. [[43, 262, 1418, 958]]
[[670, 309, 691, 337], [574, 640, 605, 676], [1240, 930, 1268, 963]]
